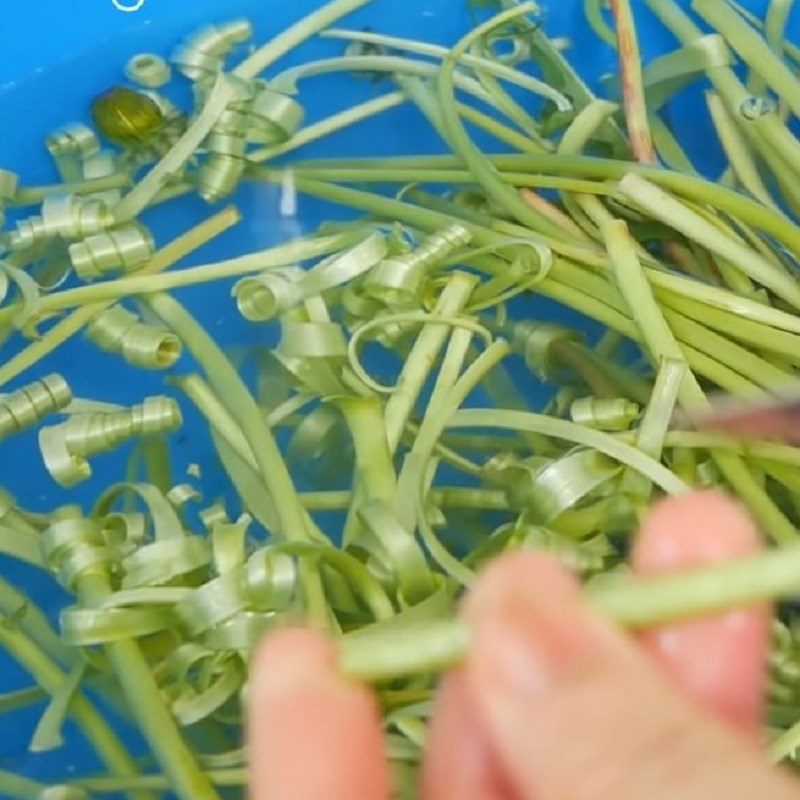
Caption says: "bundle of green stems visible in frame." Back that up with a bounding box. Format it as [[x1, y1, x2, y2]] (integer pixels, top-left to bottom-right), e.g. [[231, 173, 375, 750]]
[[5, 0, 800, 796]]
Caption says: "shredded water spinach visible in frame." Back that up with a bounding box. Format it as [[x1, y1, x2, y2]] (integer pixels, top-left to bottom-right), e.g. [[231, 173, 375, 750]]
[[5, 0, 800, 795]]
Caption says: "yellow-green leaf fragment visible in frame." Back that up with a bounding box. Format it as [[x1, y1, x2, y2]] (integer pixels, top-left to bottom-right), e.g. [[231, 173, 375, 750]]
[[29, 663, 85, 752], [570, 396, 641, 431]]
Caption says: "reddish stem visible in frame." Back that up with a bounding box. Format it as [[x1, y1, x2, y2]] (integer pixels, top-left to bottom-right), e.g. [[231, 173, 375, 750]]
[[610, 0, 656, 164], [520, 188, 588, 239]]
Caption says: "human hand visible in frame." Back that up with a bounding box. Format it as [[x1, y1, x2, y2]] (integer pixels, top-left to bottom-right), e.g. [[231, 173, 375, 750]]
[[247, 491, 800, 799]]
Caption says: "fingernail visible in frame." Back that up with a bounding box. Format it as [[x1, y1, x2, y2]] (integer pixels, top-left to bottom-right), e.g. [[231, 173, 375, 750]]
[[470, 602, 597, 714], [464, 554, 602, 730], [475, 619, 555, 704], [633, 491, 760, 574]]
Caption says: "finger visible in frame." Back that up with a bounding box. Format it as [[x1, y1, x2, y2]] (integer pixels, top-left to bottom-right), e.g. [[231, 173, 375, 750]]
[[420, 670, 514, 800], [248, 628, 390, 800], [632, 491, 770, 735], [462, 551, 797, 800]]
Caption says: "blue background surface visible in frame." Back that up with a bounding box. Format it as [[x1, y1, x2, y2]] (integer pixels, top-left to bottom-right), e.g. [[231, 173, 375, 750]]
[[0, 0, 790, 791]]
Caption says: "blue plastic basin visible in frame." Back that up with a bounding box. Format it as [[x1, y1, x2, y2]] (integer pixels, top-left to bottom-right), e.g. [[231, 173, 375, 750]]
[[0, 0, 785, 792]]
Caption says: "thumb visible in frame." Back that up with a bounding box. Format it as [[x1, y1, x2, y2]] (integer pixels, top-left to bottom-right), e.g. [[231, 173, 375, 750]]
[[248, 628, 389, 800], [462, 552, 799, 800]]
